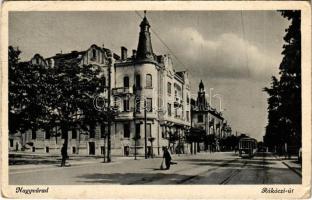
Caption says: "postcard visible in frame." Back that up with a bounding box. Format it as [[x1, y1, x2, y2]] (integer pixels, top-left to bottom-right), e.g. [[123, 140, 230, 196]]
[[1, 1, 311, 199]]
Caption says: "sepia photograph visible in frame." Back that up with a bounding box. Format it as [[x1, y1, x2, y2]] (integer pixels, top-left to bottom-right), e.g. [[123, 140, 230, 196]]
[[1, 1, 311, 199]]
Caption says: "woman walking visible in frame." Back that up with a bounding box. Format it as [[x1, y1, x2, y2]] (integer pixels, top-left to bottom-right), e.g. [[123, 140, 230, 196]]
[[162, 147, 172, 170]]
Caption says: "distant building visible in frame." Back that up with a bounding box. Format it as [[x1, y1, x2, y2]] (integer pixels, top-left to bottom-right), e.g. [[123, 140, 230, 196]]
[[191, 80, 232, 151], [9, 13, 191, 156]]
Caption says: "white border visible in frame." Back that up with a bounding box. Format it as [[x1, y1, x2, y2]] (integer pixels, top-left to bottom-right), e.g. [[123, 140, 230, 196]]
[[1, 1, 311, 199]]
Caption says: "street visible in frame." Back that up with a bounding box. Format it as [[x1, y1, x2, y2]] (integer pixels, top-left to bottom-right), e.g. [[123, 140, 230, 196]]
[[9, 152, 301, 185]]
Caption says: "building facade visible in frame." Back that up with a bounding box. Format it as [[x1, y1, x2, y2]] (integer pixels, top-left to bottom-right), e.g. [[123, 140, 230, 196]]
[[9, 13, 191, 156], [191, 81, 232, 151]]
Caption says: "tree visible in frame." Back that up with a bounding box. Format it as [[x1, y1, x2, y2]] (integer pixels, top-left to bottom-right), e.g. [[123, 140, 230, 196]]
[[9, 46, 24, 134], [48, 59, 106, 155], [263, 11, 301, 153], [9, 47, 50, 142]]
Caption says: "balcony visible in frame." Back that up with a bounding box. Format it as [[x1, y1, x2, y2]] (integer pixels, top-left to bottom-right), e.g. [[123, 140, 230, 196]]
[[112, 87, 133, 96], [174, 96, 183, 107]]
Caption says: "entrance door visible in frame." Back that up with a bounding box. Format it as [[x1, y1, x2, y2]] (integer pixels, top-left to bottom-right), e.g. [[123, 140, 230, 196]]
[[124, 146, 130, 156], [89, 142, 95, 155]]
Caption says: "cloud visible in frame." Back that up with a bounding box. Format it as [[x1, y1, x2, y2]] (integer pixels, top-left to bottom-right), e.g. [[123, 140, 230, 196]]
[[163, 27, 279, 80]]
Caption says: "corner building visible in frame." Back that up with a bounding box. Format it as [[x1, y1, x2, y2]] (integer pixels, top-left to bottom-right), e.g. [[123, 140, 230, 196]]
[[111, 14, 191, 156], [9, 14, 191, 157]]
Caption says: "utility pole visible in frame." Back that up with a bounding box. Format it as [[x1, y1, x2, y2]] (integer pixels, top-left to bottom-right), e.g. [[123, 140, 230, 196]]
[[213, 94, 222, 112], [107, 55, 112, 163], [144, 99, 147, 159]]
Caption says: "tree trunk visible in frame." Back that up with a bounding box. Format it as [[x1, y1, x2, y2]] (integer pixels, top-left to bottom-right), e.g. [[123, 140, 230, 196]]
[[61, 124, 69, 155]]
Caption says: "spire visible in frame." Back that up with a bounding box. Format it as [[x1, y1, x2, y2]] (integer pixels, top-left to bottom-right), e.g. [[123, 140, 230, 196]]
[[136, 11, 154, 61], [199, 80, 204, 91]]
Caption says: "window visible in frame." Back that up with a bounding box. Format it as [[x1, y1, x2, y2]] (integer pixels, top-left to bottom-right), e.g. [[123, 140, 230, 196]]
[[146, 98, 152, 112], [124, 76, 129, 88], [124, 123, 130, 138], [135, 97, 141, 112], [9, 139, 13, 147], [123, 99, 130, 111], [135, 124, 141, 139], [101, 124, 106, 138], [146, 124, 152, 138], [167, 82, 172, 95], [136, 74, 141, 89], [146, 74, 152, 88], [72, 128, 77, 139], [46, 147, 49, 153], [114, 97, 118, 107], [45, 129, 51, 139], [198, 114, 203, 123], [32, 129, 36, 140], [187, 95, 190, 105], [92, 49, 96, 59], [72, 147, 76, 154], [167, 103, 171, 116], [101, 146, 105, 155], [186, 111, 190, 121], [32, 147, 36, 152], [90, 124, 95, 138]]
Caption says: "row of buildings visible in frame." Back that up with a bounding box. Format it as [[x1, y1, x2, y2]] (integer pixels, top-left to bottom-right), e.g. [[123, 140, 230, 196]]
[[9, 13, 232, 156]]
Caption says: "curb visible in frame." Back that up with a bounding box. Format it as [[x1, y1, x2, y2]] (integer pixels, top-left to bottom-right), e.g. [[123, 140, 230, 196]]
[[281, 161, 302, 178], [273, 154, 302, 177]]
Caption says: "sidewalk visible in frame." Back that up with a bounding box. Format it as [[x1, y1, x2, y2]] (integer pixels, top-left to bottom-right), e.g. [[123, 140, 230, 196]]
[[273, 155, 302, 177], [9, 153, 139, 172], [9, 151, 229, 172]]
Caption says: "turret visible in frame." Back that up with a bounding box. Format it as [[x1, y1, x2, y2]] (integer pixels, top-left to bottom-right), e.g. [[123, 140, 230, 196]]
[[136, 11, 155, 61]]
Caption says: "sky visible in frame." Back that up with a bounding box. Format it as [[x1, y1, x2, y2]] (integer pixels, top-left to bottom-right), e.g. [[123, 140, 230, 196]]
[[9, 11, 290, 141]]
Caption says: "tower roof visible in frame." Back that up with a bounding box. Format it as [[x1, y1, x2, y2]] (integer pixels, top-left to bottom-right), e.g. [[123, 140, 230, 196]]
[[136, 11, 155, 62], [199, 80, 204, 90]]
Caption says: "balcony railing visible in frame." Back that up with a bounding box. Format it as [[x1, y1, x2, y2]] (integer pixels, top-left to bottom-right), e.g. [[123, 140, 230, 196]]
[[112, 87, 133, 95]]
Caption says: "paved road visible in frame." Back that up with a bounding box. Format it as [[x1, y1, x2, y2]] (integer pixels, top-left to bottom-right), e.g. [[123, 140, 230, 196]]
[[9, 152, 301, 185]]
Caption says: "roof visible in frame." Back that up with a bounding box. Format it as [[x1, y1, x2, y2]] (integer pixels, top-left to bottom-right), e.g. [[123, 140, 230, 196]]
[[136, 14, 155, 62], [47, 50, 86, 60]]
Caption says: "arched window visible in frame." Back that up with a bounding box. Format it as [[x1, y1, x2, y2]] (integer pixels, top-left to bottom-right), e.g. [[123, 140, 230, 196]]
[[124, 76, 129, 88], [146, 74, 152, 88]]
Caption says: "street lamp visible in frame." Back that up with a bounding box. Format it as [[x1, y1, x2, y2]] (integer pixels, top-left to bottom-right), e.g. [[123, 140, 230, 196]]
[[144, 99, 148, 159]]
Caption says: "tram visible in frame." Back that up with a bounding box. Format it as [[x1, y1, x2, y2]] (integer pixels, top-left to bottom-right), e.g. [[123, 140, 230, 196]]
[[238, 137, 257, 158]]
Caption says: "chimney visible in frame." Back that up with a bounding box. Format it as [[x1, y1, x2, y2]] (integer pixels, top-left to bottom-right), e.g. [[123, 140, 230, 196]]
[[121, 46, 127, 60], [132, 49, 137, 59]]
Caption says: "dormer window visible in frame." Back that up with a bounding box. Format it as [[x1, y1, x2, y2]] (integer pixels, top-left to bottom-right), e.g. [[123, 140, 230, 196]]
[[92, 49, 97, 60]]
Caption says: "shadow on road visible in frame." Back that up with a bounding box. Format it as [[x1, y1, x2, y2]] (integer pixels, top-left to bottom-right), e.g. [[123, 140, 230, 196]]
[[76, 172, 196, 184]]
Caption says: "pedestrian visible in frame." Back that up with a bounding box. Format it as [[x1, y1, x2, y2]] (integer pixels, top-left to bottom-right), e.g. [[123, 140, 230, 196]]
[[162, 146, 172, 170], [61, 144, 67, 167]]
